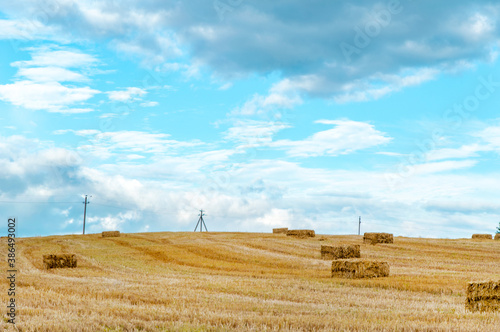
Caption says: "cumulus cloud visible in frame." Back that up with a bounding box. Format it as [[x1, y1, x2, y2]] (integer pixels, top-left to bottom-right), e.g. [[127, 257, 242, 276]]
[[0, 46, 100, 113], [3, 1, 499, 102], [107, 87, 147, 102], [271, 120, 392, 157]]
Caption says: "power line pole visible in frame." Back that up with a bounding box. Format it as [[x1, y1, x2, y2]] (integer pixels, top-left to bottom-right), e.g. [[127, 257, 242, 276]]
[[358, 216, 361, 236], [82, 195, 91, 235], [194, 209, 208, 232]]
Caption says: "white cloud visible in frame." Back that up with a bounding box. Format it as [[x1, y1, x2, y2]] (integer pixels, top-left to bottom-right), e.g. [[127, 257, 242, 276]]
[[88, 211, 141, 231], [59, 130, 204, 159], [334, 68, 439, 103], [0, 81, 99, 113], [140, 101, 159, 107], [12, 49, 98, 68], [107, 87, 147, 102], [477, 125, 500, 149], [224, 120, 290, 147], [412, 160, 477, 175], [426, 144, 489, 161], [16, 67, 88, 82], [271, 120, 392, 157], [0, 47, 101, 113]]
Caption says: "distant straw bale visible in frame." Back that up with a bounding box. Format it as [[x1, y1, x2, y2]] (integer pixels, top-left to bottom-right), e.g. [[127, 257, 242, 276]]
[[273, 228, 288, 234], [102, 231, 120, 238], [363, 232, 393, 244], [286, 230, 315, 238], [466, 281, 500, 312], [495, 234, 500, 240], [43, 254, 77, 269], [331, 259, 389, 278], [321, 244, 360, 260], [471, 234, 492, 240]]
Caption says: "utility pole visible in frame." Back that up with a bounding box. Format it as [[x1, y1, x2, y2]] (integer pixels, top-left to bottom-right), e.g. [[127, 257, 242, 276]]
[[358, 216, 361, 236], [82, 195, 91, 235], [194, 209, 208, 232]]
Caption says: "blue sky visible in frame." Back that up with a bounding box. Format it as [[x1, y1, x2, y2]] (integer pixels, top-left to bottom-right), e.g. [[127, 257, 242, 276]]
[[1, 0, 500, 238]]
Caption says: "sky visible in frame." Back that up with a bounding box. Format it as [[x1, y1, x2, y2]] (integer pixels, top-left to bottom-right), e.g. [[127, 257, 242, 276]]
[[1, 0, 500, 238]]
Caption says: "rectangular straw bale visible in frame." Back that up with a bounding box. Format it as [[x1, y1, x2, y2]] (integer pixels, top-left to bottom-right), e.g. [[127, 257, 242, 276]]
[[465, 281, 500, 312], [273, 228, 288, 234], [363, 232, 393, 244], [102, 231, 120, 237], [495, 234, 500, 240], [286, 229, 315, 238], [471, 234, 492, 239], [331, 259, 389, 278], [43, 254, 77, 269], [321, 244, 360, 260]]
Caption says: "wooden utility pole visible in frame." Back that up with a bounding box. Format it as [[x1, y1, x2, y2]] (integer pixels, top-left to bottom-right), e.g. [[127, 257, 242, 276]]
[[194, 210, 208, 232], [83, 195, 91, 235], [358, 216, 361, 236]]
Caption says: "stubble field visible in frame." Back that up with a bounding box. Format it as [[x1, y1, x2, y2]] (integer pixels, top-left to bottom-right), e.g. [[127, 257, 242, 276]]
[[1, 232, 500, 331]]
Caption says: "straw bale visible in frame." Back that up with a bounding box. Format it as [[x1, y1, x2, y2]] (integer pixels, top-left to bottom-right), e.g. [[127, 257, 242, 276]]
[[321, 244, 360, 260], [331, 259, 389, 278], [286, 230, 315, 238], [465, 281, 500, 312], [273, 228, 288, 234], [363, 232, 393, 244], [43, 254, 77, 269], [102, 231, 120, 237], [495, 234, 500, 240], [471, 234, 492, 239]]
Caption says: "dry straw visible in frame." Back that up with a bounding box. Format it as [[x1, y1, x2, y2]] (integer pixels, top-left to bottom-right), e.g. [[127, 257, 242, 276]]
[[363, 232, 393, 245], [102, 231, 121, 237], [321, 244, 360, 260], [43, 254, 77, 269], [465, 281, 500, 312], [495, 234, 500, 240], [331, 259, 389, 278], [471, 234, 492, 240], [286, 230, 315, 238], [273, 228, 288, 234]]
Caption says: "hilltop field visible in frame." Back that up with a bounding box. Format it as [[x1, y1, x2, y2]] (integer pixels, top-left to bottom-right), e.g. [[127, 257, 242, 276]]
[[1, 232, 500, 331]]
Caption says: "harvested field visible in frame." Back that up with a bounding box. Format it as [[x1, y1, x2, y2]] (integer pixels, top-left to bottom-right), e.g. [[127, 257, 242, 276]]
[[42, 254, 77, 269], [102, 231, 120, 237], [321, 244, 360, 260], [364, 232, 393, 244], [472, 234, 492, 239], [331, 259, 389, 278], [272, 228, 288, 234], [466, 281, 500, 312], [2, 233, 500, 331], [286, 229, 315, 238]]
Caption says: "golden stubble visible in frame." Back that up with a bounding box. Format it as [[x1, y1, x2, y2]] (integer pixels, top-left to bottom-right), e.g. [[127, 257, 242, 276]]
[[0, 233, 499, 331]]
